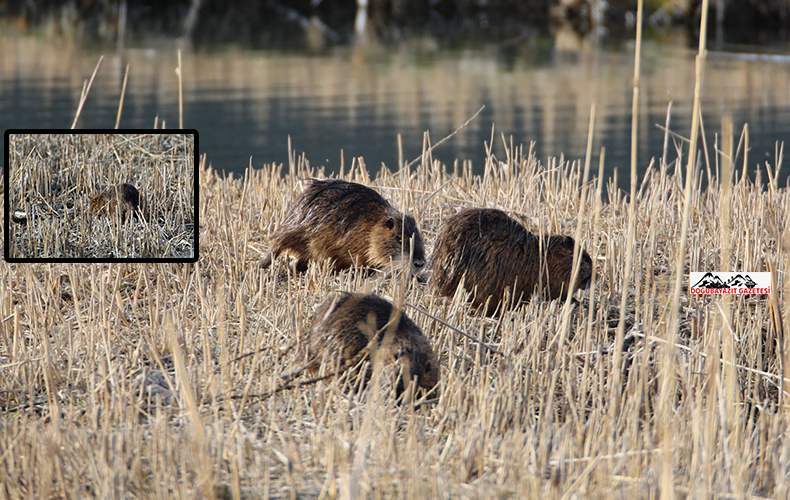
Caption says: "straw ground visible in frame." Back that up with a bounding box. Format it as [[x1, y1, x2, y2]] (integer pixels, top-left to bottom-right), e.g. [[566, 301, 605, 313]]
[[7, 133, 195, 259], [0, 127, 787, 497]]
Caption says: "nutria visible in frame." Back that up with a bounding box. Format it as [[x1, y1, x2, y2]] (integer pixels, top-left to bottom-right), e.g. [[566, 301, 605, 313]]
[[89, 183, 140, 221], [301, 292, 439, 397], [260, 179, 426, 273], [431, 208, 593, 315]]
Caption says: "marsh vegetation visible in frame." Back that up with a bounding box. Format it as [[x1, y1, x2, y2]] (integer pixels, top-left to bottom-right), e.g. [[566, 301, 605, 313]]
[[1, 127, 787, 496]]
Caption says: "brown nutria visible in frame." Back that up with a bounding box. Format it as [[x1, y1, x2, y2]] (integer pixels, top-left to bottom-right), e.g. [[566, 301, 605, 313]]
[[89, 183, 140, 221], [301, 292, 439, 397], [431, 208, 593, 315], [260, 178, 426, 274]]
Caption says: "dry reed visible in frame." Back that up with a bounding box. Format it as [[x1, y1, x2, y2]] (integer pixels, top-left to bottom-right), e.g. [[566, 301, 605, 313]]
[[0, 117, 787, 497]]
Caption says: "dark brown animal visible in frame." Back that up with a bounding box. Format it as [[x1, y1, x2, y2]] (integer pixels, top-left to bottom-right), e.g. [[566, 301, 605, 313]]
[[431, 208, 593, 315], [260, 179, 426, 273], [89, 183, 140, 221], [302, 292, 439, 397]]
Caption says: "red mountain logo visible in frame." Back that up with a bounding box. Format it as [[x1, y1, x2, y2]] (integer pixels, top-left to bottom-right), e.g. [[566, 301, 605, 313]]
[[691, 272, 758, 289], [690, 272, 770, 295]]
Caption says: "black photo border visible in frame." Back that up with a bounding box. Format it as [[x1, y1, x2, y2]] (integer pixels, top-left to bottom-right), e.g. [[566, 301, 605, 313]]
[[4, 129, 199, 264]]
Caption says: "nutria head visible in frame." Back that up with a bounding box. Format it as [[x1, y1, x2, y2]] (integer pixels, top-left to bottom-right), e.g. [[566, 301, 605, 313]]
[[393, 339, 439, 396], [369, 213, 427, 273], [544, 235, 593, 300]]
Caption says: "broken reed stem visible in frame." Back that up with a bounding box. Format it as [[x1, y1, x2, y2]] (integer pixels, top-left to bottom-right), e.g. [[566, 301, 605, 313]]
[[785, 236, 790, 414], [71, 55, 104, 129], [115, 63, 130, 129], [766, 260, 786, 408], [559, 104, 594, 347], [614, 0, 643, 427], [662, 1, 710, 498], [177, 50, 184, 129], [405, 302, 503, 355], [404, 105, 485, 170], [720, 114, 738, 416], [168, 312, 214, 496]]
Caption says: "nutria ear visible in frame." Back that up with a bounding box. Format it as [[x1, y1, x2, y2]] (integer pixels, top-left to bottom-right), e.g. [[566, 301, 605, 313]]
[[563, 236, 575, 249], [384, 217, 396, 230]]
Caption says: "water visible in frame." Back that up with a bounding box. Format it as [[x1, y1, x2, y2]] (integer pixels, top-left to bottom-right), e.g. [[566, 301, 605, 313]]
[[2, 32, 789, 192]]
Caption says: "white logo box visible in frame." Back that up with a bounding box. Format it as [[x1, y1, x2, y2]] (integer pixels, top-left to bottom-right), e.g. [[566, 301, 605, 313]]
[[689, 272, 771, 294]]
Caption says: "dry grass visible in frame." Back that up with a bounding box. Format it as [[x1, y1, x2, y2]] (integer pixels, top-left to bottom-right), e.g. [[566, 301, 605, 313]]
[[0, 123, 788, 497], [6, 133, 195, 260]]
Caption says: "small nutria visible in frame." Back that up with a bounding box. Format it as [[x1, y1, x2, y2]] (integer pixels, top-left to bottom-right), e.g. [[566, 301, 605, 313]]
[[301, 292, 439, 397], [260, 178, 426, 273], [89, 183, 140, 221], [431, 208, 593, 315]]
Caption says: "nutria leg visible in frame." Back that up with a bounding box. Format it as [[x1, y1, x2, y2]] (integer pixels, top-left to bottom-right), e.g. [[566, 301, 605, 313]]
[[266, 232, 312, 270], [261, 229, 306, 269], [260, 252, 309, 272], [260, 244, 283, 268], [260, 254, 274, 269]]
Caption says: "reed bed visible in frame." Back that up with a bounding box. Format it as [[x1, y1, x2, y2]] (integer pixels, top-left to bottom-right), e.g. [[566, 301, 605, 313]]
[[0, 125, 788, 498], [6, 133, 195, 260]]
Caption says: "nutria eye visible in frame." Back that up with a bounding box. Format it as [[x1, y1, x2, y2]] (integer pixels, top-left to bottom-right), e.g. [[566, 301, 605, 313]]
[[385, 217, 395, 230]]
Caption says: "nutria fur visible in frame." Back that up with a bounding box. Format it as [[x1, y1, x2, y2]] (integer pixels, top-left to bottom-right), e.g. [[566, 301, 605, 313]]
[[431, 208, 593, 315], [89, 183, 140, 221], [302, 292, 439, 396], [260, 179, 426, 273]]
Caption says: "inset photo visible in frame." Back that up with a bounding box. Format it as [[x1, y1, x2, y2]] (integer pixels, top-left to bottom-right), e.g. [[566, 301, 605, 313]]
[[4, 131, 198, 262]]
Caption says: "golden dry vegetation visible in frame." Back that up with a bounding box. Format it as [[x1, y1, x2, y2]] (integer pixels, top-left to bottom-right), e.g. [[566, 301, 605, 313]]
[[0, 131, 788, 497]]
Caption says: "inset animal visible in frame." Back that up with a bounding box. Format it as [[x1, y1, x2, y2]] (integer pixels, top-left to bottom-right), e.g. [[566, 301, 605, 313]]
[[301, 292, 439, 397], [431, 208, 592, 315], [89, 183, 140, 221], [260, 179, 426, 273]]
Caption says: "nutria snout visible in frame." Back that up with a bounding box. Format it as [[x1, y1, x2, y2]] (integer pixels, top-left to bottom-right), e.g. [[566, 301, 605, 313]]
[[260, 179, 426, 274], [431, 208, 593, 315], [301, 292, 439, 397]]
